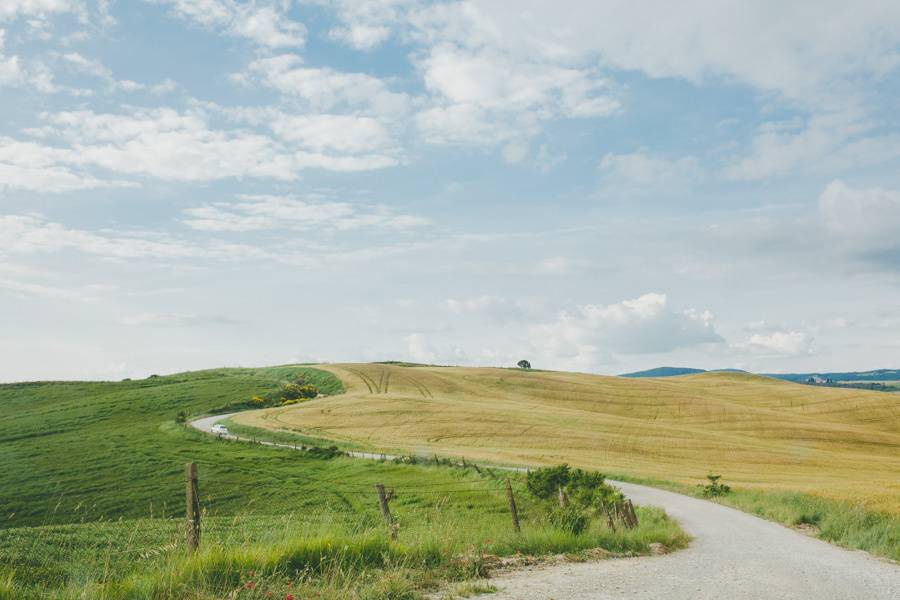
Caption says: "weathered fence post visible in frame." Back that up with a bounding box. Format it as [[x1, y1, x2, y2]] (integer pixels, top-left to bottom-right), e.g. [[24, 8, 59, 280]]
[[626, 499, 639, 528], [185, 462, 200, 552], [558, 486, 568, 508], [604, 505, 617, 532], [504, 479, 521, 533], [375, 483, 397, 539]]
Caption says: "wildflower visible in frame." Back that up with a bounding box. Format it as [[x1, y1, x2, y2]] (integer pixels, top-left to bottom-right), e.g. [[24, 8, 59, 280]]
[[244, 581, 256, 590], [247, 570, 254, 577], [285, 595, 294, 600], [266, 592, 273, 598]]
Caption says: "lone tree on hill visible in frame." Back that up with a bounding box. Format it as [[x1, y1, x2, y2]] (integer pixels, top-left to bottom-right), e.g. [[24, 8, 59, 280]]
[[517, 359, 531, 370]]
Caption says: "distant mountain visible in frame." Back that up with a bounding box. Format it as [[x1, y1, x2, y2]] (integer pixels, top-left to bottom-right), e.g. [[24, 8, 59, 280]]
[[620, 367, 707, 378], [764, 369, 900, 383]]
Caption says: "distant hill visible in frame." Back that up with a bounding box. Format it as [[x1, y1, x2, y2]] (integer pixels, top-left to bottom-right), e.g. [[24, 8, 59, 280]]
[[621, 367, 900, 382], [765, 369, 900, 382], [620, 367, 707, 378]]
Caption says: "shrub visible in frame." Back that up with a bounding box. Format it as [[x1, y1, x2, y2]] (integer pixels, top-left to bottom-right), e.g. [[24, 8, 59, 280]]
[[282, 383, 319, 401], [307, 445, 341, 459], [526, 464, 622, 510], [699, 474, 731, 497], [517, 359, 531, 369], [175, 411, 187, 424]]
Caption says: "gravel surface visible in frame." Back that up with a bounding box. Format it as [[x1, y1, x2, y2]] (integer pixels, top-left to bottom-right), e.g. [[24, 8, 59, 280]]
[[484, 480, 899, 600]]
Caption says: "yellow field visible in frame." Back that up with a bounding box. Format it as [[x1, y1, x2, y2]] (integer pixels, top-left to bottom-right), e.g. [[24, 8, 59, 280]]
[[235, 363, 900, 512]]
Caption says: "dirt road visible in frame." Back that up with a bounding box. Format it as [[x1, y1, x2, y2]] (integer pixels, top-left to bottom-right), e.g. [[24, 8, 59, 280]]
[[483, 480, 899, 599]]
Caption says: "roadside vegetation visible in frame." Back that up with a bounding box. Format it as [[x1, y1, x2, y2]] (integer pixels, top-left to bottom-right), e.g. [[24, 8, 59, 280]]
[[0, 367, 687, 599], [241, 363, 900, 561], [610, 473, 900, 562]]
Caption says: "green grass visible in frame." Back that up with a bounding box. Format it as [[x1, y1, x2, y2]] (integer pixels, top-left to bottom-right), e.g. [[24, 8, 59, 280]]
[[0, 499, 686, 599], [0, 366, 688, 598]]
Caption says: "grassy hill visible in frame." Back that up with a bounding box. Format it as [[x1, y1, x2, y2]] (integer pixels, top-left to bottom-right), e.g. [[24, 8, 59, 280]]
[[239, 363, 900, 514], [0, 365, 686, 599], [619, 366, 707, 377]]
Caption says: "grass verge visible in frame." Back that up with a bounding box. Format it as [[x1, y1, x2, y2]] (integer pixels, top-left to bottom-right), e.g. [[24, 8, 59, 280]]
[[2, 505, 686, 599]]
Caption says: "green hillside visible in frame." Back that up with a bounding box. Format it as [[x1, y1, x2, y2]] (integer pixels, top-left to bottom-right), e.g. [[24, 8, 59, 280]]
[[0, 366, 685, 599]]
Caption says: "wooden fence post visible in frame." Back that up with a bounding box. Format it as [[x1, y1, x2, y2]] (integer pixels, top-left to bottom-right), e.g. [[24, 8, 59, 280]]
[[504, 479, 520, 533], [603, 505, 617, 532], [375, 483, 396, 539], [558, 486, 568, 508], [626, 499, 639, 528], [185, 462, 200, 552]]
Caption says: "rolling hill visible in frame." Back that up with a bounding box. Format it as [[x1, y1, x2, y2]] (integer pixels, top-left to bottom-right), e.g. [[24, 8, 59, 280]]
[[622, 365, 900, 383], [620, 367, 706, 377], [238, 363, 900, 513]]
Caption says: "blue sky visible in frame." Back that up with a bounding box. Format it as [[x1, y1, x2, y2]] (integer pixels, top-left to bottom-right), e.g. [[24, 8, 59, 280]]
[[2, 0, 900, 381]]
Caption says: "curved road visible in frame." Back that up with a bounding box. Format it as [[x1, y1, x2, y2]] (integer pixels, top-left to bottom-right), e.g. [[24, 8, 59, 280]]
[[191, 414, 899, 599]]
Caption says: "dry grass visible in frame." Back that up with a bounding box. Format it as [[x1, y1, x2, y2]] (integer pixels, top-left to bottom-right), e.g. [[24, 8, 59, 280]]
[[235, 363, 900, 513]]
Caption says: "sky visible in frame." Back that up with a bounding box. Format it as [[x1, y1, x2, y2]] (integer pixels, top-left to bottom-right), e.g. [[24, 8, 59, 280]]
[[2, 0, 900, 382]]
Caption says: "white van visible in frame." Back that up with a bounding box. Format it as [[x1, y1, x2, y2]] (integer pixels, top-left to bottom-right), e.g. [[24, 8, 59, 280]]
[[211, 424, 229, 436]]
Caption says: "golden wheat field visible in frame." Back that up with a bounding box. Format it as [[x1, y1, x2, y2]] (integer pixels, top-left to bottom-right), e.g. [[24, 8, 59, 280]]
[[235, 363, 900, 512]]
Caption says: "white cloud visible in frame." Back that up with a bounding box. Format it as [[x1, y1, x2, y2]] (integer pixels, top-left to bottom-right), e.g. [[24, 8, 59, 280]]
[[0, 0, 77, 22], [415, 45, 619, 146], [0, 107, 400, 190], [0, 214, 267, 261], [415, 102, 520, 145], [408, 1, 900, 103], [238, 54, 409, 115], [744, 331, 814, 356], [319, 0, 411, 50], [153, 0, 305, 47], [328, 23, 391, 50], [269, 114, 395, 154], [0, 30, 24, 85], [819, 179, 900, 254], [55, 52, 178, 94], [529, 293, 722, 369], [181, 195, 430, 233], [721, 108, 900, 181]]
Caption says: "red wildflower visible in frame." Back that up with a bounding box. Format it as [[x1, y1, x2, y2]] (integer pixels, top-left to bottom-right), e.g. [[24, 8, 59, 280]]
[[285, 594, 294, 600], [266, 593, 273, 598], [247, 570, 254, 577], [244, 581, 256, 590]]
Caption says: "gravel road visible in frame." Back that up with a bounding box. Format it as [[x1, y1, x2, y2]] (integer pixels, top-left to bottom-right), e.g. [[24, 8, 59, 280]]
[[484, 480, 899, 599], [191, 414, 899, 599]]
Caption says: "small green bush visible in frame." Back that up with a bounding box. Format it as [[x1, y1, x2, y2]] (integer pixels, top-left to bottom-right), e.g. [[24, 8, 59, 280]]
[[699, 474, 731, 497], [526, 464, 622, 510]]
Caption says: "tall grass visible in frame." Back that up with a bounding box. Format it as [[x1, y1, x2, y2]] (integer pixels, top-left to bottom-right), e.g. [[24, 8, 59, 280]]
[[8, 505, 685, 599], [715, 489, 899, 562]]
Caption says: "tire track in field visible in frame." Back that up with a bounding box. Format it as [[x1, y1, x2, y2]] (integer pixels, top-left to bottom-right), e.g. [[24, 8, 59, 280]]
[[345, 368, 379, 394], [402, 375, 434, 399]]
